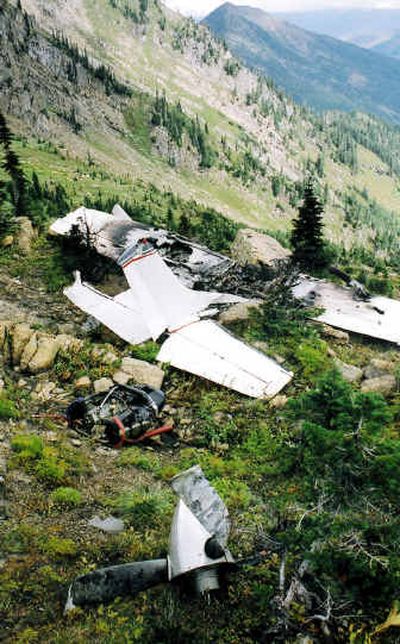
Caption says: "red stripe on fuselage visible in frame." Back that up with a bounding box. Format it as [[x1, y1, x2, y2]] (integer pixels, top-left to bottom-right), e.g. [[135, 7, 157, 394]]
[[122, 249, 156, 269]]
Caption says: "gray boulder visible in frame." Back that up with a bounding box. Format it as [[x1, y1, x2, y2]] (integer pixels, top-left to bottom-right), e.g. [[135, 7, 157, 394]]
[[231, 228, 291, 266], [334, 358, 363, 384], [93, 377, 114, 394], [16, 217, 36, 254], [321, 325, 349, 344], [361, 375, 397, 396], [113, 357, 164, 390], [26, 334, 60, 373], [363, 358, 394, 380], [219, 300, 262, 324], [11, 323, 34, 364]]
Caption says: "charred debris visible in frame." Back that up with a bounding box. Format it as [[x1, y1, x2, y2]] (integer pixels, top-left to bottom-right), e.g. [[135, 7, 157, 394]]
[[53, 206, 293, 399], [52, 204, 400, 348]]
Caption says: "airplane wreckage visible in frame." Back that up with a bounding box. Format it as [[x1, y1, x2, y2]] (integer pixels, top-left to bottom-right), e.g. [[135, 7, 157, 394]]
[[51, 205, 400, 401], [66, 466, 236, 610], [51, 206, 293, 399]]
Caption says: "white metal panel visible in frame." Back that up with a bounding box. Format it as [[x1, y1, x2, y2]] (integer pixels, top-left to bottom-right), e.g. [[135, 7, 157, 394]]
[[157, 320, 292, 399], [64, 274, 151, 345], [111, 204, 134, 222], [50, 207, 111, 236], [294, 279, 400, 345], [121, 250, 243, 340]]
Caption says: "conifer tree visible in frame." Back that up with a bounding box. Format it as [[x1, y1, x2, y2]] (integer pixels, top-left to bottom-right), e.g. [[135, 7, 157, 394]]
[[0, 111, 13, 149], [291, 178, 328, 270], [0, 164, 15, 238]]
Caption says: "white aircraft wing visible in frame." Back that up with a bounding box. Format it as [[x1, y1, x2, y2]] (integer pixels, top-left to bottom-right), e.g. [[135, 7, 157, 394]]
[[64, 273, 151, 345], [294, 279, 400, 345], [157, 320, 292, 399], [118, 243, 244, 340]]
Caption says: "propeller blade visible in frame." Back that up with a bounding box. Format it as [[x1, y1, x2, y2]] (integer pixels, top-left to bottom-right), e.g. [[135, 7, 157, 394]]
[[65, 559, 168, 610], [170, 465, 230, 547]]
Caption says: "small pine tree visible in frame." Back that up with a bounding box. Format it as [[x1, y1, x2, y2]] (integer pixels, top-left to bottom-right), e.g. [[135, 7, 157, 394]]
[[291, 178, 328, 270]]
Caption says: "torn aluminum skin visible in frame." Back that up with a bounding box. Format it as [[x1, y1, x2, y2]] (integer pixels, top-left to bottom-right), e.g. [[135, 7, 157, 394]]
[[294, 278, 400, 346], [170, 465, 230, 547], [65, 466, 235, 609]]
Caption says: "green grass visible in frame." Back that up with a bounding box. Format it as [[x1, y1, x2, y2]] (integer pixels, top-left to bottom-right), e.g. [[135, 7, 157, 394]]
[[50, 487, 83, 507], [123, 94, 153, 156]]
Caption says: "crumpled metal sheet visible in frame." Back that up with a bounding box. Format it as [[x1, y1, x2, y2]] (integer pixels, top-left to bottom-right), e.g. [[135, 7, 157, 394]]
[[294, 278, 400, 345], [50, 205, 234, 287]]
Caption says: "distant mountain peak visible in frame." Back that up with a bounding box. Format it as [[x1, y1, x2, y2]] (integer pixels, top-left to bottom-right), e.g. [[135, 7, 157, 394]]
[[203, 2, 400, 123]]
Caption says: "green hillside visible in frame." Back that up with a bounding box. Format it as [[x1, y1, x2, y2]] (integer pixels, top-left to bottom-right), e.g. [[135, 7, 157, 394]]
[[1, 0, 400, 268]]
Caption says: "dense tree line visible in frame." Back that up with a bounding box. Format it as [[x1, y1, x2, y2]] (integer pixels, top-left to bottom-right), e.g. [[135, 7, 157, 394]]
[[107, 0, 150, 24], [327, 112, 400, 176]]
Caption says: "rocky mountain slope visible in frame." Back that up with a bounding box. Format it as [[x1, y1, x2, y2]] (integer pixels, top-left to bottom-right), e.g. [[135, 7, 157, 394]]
[[203, 3, 400, 123], [373, 32, 400, 60], [1, 0, 400, 262], [1, 208, 400, 643]]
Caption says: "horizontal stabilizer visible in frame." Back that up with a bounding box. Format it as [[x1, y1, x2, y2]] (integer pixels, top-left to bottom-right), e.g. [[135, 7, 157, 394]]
[[64, 273, 151, 345], [157, 320, 292, 399]]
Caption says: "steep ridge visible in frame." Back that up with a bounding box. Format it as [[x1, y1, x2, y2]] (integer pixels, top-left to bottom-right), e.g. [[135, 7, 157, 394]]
[[373, 33, 400, 60], [1, 0, 400, 261], [275, 8, 400, 55], [203, 3, 400, 124]]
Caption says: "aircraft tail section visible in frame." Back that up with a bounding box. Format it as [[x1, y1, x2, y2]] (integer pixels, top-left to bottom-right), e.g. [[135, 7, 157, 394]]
[[118, 243, 242, 339]]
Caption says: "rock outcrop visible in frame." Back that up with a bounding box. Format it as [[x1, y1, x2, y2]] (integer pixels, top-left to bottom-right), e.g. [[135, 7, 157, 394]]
[[334, 358, 363, 384], [113, 357, 164, 389], [231, 229, 291, 266], [0, 321, 82, 373], [16, 217, 36, 254], [219, 300, 262, 324], [363, 358, 395, 380], [360, 375, 397, 396]]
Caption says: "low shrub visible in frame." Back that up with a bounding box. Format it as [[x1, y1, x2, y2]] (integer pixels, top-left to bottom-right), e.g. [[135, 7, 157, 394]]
[[0, 396, 19, 420], [49, 487, 82, 507], [11, 434, 43, 459]]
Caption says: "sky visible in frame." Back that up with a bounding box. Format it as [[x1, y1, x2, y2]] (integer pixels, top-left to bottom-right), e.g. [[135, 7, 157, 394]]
[[164, 0, 400, 18]]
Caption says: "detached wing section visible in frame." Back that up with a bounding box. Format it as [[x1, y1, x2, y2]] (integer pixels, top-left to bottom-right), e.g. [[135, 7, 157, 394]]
[[157, 320, 292, 399], [64, 273, 151, 345], [294, 279, 400, 345]]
